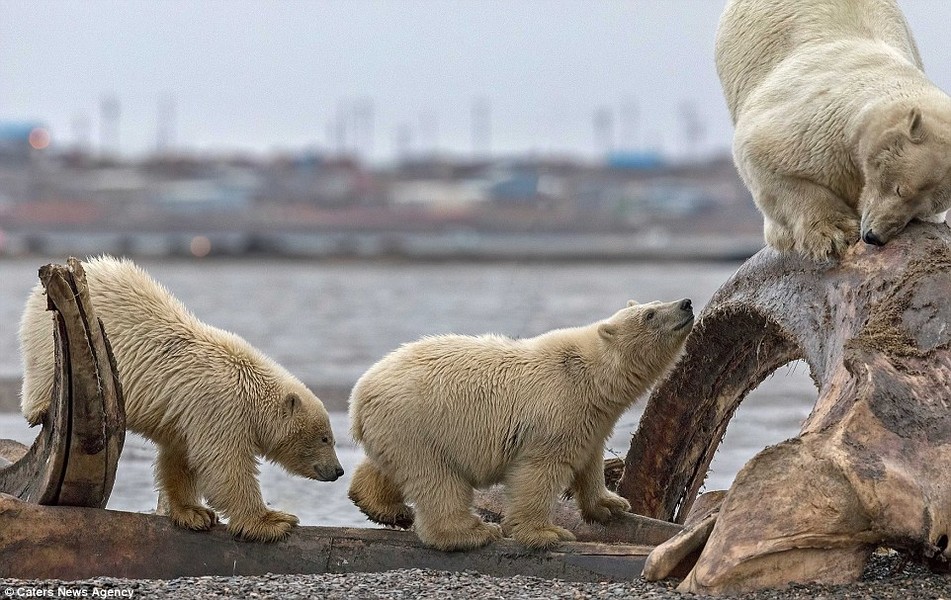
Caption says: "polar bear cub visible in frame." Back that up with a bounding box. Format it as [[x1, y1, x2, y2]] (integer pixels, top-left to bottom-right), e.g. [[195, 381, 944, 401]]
[[348, 299, 694, 550], [716, 0, 951, 260], [19, 256, 343, 542]]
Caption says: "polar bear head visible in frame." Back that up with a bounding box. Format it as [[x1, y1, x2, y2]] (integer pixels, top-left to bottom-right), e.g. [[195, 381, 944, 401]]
[[262, 381, 344, 483], [598, 298, 694, 377], [859, 107, 951, 246]]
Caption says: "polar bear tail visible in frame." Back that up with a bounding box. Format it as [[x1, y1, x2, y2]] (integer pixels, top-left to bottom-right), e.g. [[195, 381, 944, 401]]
[[349, 402, 364, 442]]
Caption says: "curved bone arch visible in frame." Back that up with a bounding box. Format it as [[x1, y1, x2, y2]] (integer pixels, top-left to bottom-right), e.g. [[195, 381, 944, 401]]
[[620, 222, 951, 595], [0, 258, 125, 507]]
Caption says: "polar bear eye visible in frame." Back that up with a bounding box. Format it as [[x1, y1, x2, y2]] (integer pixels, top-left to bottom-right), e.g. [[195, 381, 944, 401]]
[[321, 436, 330, 444], [645, 310, 656, 321], [895, 184, 906, 198]]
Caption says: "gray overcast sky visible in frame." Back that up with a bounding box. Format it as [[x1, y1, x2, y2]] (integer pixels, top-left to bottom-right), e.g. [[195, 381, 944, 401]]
[[2, 1, 950, 162]]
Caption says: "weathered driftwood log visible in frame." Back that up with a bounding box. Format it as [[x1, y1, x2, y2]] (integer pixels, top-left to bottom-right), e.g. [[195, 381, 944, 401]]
[[619, 222, 951, 594], [0, 258, 125, 507], [470, 457, 683, 547], [0, 494, 652, 582], [474, 485, 683, 547]]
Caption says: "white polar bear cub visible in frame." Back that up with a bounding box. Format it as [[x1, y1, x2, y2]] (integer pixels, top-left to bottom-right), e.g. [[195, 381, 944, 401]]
[[19, 256, 343, 543], [716, 0, 951, 260], [348, 299, 694, 551]]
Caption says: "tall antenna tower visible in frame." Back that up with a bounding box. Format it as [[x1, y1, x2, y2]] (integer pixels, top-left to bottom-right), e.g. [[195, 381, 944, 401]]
[[471, 97, 491, 158], [593, 106, 615, 157], [395, 123, 413, 161], [619, 99, 639, 151], [99, 95, 121, 158], [156, 95, 176, 156], [333, 101, 349, 156], [678, 100, 706, 160], [419, 109, 439, 156], [352, 98, 374, 160], [70, 114, 92, 154]]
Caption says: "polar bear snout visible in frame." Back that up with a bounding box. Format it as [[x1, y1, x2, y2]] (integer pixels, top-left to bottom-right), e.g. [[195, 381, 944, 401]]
[[315, 463, 345, 482], [860, 208, 909, 247], [673, 298, 694, 331], [863, 230, 886, 246], [304, 441, 344, 481]]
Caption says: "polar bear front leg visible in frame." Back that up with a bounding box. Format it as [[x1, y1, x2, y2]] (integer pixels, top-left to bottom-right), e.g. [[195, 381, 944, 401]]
[[155, 442, 217, 531], [502, 460, 576, 549], [740, 146, 859, 260], [199, 450, 299, 543], [572, 451, 630, 524], [763, 217, 796, 253], [920, 210, 949, 224], [756, 174, 859, 260], [785, 179, 860, 260]]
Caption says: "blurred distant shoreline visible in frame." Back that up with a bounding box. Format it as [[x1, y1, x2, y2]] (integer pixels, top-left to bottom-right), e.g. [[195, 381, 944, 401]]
[[0, 145, 769, 261], [0, 229, 764, 263]]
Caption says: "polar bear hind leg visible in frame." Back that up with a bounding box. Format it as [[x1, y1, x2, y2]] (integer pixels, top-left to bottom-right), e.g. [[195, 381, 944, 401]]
[[348, 459, 415, 529], [407, 467, 503, 551], [155, 441, 217, 531]]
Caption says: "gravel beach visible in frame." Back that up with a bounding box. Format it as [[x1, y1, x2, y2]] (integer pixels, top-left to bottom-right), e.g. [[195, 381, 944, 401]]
[[2, 553, 948, 599]]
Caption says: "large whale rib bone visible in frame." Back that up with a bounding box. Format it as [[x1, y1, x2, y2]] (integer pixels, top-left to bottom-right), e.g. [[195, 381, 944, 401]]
[[619, 222, 951, 594]]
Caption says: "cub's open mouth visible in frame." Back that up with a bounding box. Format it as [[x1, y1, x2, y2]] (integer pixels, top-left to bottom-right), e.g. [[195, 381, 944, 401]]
[[673, 315, 694, 331]]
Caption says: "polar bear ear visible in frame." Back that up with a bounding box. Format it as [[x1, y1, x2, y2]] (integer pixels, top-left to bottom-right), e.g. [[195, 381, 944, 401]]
[[283, 393, 300, 419], [908, 107, 924, 143], [627, 299, 639, 307], [598, 323, 618, 341]]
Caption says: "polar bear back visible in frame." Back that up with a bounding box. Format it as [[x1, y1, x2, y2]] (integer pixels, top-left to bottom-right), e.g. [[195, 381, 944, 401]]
[[715, 0, 923, 123], [19, 256, 292, 437], [350, 329, 613, 487]]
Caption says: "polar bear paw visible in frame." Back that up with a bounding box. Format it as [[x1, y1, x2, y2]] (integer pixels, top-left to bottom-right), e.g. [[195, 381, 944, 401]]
[[23, 404, 48, 427], [230, 510, 300, 543], [169, 504, 218, 531], [580, 491, 631, 524], [473, 521, 505, 546], [795, 216, 859, 261], [357, 502, 415, 529], [510, 524, 576, 549], [419, 519, 503, 551]]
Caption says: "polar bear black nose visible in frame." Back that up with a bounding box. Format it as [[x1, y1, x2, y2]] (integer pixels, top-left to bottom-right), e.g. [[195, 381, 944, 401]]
[[335, 466, 345, 478], [863, 231, 885, 246], [680, 299, 692, 311]]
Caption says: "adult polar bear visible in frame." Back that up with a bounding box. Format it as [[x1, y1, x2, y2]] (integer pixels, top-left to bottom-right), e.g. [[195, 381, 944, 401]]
[[20, 256, 343, 542], [717, 0, 951, 260], [349, 299, 694, 550]]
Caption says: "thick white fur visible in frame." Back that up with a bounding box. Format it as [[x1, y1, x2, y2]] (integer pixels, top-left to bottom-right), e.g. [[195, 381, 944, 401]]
[[19, 256, 342, 542], [716, 0, 951, 260], [348, 299, 693, 550]]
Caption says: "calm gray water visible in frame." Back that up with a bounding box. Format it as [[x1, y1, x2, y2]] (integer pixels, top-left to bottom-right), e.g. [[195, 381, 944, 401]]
[[0, 256, 816, 527]]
